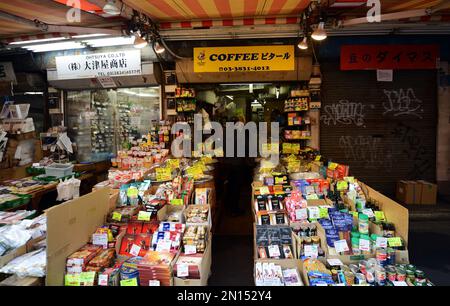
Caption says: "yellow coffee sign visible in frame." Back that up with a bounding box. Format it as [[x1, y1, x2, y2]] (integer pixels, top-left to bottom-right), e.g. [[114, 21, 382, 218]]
[[194, 45, 295, 73]]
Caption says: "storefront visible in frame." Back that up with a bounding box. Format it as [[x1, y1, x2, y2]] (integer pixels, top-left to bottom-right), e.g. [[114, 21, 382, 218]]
[[0, 0, 449, 291]]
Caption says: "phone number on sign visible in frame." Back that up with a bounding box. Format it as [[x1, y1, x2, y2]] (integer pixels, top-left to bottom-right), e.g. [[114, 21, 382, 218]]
[[218, 66, 271, 72]]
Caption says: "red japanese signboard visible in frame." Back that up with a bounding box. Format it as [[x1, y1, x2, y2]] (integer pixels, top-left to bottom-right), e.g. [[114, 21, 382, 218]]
[[341, 45, 439, 70]]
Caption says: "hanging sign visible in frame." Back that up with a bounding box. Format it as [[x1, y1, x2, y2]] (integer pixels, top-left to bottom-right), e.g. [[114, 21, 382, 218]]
[[56, 50, 142, 79], [194, 45, 295, 73], [341, 45, 439, 70]]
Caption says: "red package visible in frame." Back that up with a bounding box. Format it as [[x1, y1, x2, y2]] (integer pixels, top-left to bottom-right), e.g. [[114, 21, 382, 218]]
[[126, 221, 143, 235]]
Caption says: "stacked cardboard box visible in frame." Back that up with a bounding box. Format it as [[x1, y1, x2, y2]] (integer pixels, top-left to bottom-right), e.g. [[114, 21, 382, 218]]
[[396, 180, 438, 205]]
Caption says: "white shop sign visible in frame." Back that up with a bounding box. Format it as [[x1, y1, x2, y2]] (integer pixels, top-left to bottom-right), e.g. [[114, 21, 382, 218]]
[[55, 50, 142, 80]]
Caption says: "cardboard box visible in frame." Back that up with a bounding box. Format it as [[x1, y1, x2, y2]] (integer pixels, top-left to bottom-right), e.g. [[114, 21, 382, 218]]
[[0, 275, 43, 286], [157, 204, 185, 223], [254, 258, 306, 286], [396, 181, 415, 204], [173, 238, 212, 286], [184, 204, 211, 230], [417, 180, 437, 205], [45, 188, 111, 286]]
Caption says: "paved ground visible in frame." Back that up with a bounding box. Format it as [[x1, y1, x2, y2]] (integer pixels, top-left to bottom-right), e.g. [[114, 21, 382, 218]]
[[409, 220, 450, 285]]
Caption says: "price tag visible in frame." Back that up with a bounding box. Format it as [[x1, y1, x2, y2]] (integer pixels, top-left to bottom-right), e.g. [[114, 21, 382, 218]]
[[177, 264, 189, 277], [344, 176, 355, 183], [92, 233, 108, 249], [112, 212, 122, 221], [374, 211, 386, 222], [328, 162, 338, 170], [149, 280, 160, 286], [156, 240, 172, 252], [316, 283, 328, 286], [80, 272, 96, 286], [130, 244, 141, 257], [319, 206, 329, 219], [392, 281, 408, 286], [120, 278, 138, 286], [127, 187, 139, 198], [315, 155, 321, 162], [295, 208, 308, 220], [167, 159, 180, 169], [308, 207, 320, 220], [362, 209, 375, 218], [138, 211, 151, 221], [156, 167, 172, 181], [327, 258, 344, 266], [334, 240, 349, 253], [259, 186, 270, 195], [304, 245, 318, 258], [98, 274, 108, 286], [268, 245, 281, 258], [336, 181, 349, 191], [376, 237, 388, 248], [359, 239, 371, 252], [388, 237, 403, 247], [65, 274, 80, 286], [185, 245, 197, 255], [171, 199, 184, 205]]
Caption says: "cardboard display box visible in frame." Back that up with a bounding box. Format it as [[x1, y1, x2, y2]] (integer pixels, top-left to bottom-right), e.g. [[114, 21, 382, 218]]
[[254, 258, 306, 286], [173, 238, 212, 286], [0, 275, 43, 286], [396, 180, 438, 205], [45, 188, 111, 286], [157, 204, 185, 223]]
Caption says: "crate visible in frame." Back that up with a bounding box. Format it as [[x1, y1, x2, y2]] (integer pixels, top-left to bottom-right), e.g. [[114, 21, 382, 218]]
[[44, 163, 74, 178]]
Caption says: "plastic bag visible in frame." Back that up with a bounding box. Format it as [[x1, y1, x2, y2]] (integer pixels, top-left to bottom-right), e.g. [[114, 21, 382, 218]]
[[0, 248, 46, 277]]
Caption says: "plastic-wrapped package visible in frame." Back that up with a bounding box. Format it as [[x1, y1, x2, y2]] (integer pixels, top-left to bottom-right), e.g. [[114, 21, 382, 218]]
[[0, 248, 46, 277], [0, 224, 32, 250]]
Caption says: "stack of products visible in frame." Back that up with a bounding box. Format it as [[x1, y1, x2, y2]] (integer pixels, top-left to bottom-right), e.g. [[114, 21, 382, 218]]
[[284, 97, 309, 112], [137, 251, 175, 286], [255, 261, 303, 286], [255, 225, 294, 260]]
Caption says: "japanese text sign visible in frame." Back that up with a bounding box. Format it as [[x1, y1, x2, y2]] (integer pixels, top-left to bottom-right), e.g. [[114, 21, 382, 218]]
[[56, 50, 142, 79], [194, 45, 295, 73], [341, 45, 439, 70]]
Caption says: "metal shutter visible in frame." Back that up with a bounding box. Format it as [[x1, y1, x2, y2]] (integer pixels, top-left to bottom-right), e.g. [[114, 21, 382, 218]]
[[320, 62, 437, 197]]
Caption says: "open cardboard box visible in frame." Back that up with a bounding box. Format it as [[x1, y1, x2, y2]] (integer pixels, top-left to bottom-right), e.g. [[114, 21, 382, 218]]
[[253, 223, 298, 260], [184, 204, 212, 230], [157, 204, 185, 223], [173, 237, 212, 286], [0, 234, 47, 269], [46, 188, 111, 286], [254, 258, 306, 286]]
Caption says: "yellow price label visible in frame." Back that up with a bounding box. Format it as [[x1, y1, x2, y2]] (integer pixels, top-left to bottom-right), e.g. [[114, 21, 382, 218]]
[[171, 199, 184, 205], [65, 274, 80, 286], [336, 181, 349, 191], [282, 143, 292, 154], [328, 162, 339, 170], [387, 237, 403, 247], [315, 155, 321, 162], [374, 211, 386, 222], [259, 186, 270, 195], [156, 167, 172, 182], [120, 278, 138, 286], [166, 159, 180, 169], [186, 165, 203, 177], [80, 272, 96, 285], [112, 212, 122, 222], [344, 176, 355, 183], [138, 211, 151, 221]]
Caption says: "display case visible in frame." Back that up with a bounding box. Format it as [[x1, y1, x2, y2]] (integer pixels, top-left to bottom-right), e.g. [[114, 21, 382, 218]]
[[65, 87, 161, 162]]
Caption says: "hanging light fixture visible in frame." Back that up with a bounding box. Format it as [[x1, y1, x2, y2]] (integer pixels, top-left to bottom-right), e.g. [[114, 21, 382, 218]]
[[298, 37, 309, 50], [154, 40, 165, 54], [103, 0, 121, 16], [133, 34, 148, 49], [311, 22, 327, 41]]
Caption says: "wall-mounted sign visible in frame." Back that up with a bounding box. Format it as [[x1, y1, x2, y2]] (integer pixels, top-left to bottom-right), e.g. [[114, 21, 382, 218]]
[[341, 45, 439, 70], [0, 62, 17, 83], [194, 45, 295, 73], [55, 50, 142, 80]]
